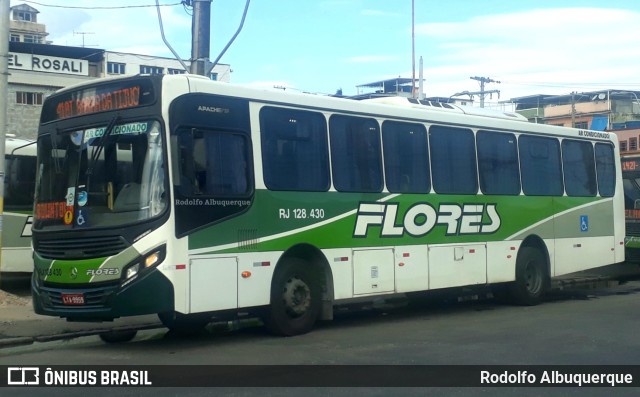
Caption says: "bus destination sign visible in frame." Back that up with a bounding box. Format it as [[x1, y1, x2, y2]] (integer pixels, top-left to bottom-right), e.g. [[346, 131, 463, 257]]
[[56, 86, 140, 120], [41, 79, 155, 123], [622, 159, 640, 172]]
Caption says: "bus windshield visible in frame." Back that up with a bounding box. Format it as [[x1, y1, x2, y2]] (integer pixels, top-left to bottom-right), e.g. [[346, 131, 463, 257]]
[[34, 119, 167, 230]]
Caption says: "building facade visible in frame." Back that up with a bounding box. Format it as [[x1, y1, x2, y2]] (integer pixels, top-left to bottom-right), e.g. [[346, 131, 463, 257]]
[[7, 3, 231, 140], [510, 91, 640, 155]]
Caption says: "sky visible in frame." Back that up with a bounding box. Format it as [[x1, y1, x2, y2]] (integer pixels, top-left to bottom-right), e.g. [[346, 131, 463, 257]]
[[10, 0, 640, 105]]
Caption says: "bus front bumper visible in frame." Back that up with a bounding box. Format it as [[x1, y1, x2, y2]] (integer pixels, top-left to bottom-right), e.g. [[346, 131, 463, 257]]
[[31, 268, 174, 322]]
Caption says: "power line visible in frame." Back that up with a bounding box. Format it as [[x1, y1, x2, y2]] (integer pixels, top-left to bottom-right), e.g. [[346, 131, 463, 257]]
[[502, 80, 640, 89], [20, 0, 183, 9]]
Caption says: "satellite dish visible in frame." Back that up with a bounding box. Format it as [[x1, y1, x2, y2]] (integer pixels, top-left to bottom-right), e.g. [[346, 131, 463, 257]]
[[598, 93, 606, 100]]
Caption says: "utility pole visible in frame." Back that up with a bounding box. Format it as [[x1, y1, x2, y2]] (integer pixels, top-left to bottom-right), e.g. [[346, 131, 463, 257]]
[[411, 0, 415, 98], [0, 0, 9, 278], [190, 0, 212, 76], [470, 76, 500, 108]]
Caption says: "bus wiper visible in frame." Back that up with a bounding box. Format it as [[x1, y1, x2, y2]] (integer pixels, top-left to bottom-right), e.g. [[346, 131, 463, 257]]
[[86, 115, 120, 177], [51, 128, 62, 174]]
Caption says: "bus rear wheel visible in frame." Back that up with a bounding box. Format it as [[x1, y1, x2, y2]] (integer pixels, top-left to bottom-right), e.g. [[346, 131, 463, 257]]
[[264, 259, 321, 336], [509, 246, 549, 305]]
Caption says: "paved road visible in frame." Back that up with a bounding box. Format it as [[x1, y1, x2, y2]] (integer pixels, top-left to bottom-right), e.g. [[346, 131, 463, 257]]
[[2, 279, 640, 396]]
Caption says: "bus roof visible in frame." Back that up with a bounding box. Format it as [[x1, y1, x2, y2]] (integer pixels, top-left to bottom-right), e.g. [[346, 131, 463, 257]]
[[6, 136, 36, 156]]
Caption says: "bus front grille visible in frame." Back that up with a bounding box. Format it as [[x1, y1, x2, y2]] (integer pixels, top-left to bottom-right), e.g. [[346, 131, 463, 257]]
[[35, 236, 129, 260]]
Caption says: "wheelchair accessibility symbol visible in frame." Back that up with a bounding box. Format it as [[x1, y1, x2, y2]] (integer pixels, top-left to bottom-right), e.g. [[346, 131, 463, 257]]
[[580, 215, 589, 232], [76, 209, 87, 227]]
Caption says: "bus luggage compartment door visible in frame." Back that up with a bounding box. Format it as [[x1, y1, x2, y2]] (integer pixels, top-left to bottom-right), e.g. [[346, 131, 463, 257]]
[[189, 257, 238, 313], [352, 249, 395, 295], [428, 244, 487, 289]]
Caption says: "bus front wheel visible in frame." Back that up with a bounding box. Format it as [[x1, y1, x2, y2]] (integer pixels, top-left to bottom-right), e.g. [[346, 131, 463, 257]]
[[509, 247, 549, 306], [98, 329, 137, 343], [264, 259, 321, 336]]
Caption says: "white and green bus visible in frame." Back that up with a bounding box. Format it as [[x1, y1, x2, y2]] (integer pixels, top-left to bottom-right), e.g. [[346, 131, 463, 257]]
[[1, 136, 36, 278], [621, 154, 640, 263], [31, 74, 624, 338]]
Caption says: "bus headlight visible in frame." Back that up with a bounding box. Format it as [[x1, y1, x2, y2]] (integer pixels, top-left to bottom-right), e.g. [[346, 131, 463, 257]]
[[122, 244, 166, 283]]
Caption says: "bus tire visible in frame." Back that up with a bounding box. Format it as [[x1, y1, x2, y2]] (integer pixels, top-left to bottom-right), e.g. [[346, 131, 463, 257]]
[[158, 312, 209, 335], [509, 246, 548, 306], [264, 259, 321, 336], [98, 329, 137, 343]]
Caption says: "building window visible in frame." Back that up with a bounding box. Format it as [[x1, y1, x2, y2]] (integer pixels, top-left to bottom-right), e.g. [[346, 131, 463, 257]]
[[210, 73, 218, 81], [10, 34, 20, 42], [168, 68, 186, 75], [630, 137, 638, 151], [107, 62, 125, 75], [621, 141, 628, 152], [16, 91, 43, 105], [574, 121, 588, 129], [15, 11, 34, 22], [23, 35, 36, 43], [140, 65, 164, 75]]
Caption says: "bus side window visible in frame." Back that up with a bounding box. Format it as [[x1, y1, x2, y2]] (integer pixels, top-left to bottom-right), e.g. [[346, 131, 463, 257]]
[[595, 143, 615, 197], [519, 135, 564, 196], [329, 115, 383, 193], [176, 128, 251, 197]]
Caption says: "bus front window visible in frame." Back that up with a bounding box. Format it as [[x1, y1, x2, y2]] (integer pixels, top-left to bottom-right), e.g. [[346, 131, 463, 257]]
[[34, 120, 167, 230]]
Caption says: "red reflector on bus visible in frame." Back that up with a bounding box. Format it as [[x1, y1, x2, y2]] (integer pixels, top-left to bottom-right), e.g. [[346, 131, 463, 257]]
[[253, 261, 270, 267], [334, 257, 349, 262], [402, 253, 410, 257], [469, 249, 475, 254], [176, 264, 186, 270]]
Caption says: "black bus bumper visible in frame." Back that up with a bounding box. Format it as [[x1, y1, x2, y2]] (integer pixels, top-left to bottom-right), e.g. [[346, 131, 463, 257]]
[[31, 269, 174, 322]]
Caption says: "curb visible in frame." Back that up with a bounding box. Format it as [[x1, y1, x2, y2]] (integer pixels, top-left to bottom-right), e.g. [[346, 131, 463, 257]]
[[0, 322, 165, 349]]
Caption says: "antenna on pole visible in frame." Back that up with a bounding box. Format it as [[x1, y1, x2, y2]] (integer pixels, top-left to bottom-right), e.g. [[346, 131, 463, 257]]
[[73, 31, 96, 48]]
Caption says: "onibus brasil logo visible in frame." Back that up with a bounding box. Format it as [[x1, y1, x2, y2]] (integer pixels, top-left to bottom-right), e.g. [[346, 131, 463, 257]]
[[353, 202, 501, 237]]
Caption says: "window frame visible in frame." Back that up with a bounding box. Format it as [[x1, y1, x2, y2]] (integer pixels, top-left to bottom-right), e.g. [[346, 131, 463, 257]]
[[476, 130, 521, 195], [329, 114, 383, 193], [381, 120, 430, 194], [561, 139, 597, 197], [260, 106, 330, 192], [16, 91, 43, 105], [519, 135, 564, 196], [429, 125, 478, 195], [107, 62, 126, 75]]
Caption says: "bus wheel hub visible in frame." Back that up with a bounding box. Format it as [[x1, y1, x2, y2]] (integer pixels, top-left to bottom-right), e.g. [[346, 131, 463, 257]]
[[283, 277, 311, 317]]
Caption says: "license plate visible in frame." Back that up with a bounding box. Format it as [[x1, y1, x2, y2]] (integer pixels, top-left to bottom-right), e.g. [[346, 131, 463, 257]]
[[61, 293, 85, 305]]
